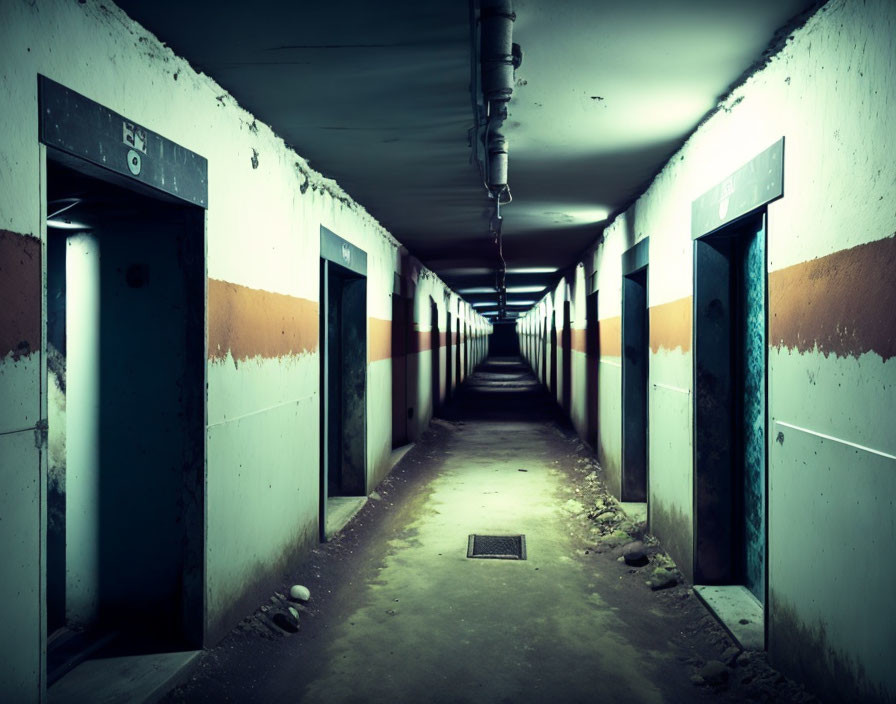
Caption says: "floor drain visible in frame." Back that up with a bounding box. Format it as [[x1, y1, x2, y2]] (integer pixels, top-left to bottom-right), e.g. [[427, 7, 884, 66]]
[[467, 534, 527, 560]]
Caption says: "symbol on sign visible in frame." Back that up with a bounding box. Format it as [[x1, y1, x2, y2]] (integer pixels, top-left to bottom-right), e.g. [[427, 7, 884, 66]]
[[123, 121, 147, 154], [341, 243, 351, 265], [127, 149, 142, 176]]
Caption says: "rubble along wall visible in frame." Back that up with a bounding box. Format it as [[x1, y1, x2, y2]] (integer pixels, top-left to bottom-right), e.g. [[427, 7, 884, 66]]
[[518, 1, 896, 700]]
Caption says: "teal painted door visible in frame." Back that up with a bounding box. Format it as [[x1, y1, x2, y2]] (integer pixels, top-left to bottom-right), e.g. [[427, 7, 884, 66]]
[[739, 218, 766, 604]]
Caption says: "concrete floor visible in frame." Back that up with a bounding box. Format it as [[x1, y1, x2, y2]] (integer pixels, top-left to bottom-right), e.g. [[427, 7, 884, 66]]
[[164, 358, 815, 704]]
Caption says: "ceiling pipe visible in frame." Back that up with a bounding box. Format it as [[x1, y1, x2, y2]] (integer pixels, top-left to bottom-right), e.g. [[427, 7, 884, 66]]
[[480, 0, 515, 105]]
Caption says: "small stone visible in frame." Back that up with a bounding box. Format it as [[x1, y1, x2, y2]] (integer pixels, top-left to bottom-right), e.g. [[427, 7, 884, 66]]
[[722, 646, 741, 665], [699, 660, 730, 685], [563, 499, 585, 514], [289, 584, 311, 602], [370, 491, 382, 501], [622, 541, 648, 566], [647, 567, 678, 590], [689, 674, 705, 686], [601, 529, 631, 547]]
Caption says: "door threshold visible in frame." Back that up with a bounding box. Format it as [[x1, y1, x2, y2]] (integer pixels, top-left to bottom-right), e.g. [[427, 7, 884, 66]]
[[694, 584, 764, 651], [389, 443, 415, 471], [325, 496, 368, 540], [48, 649, 200, 704]]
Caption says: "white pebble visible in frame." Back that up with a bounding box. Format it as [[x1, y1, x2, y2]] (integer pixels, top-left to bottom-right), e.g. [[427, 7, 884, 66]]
[[289, 584, 311, 602]]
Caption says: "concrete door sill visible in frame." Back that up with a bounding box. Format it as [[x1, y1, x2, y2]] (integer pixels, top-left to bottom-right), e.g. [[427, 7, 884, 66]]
[[325, 496, 368, 540], [48, 649, 199, 704], [694, 585, 765, 651], [389, 443, 415, 471]]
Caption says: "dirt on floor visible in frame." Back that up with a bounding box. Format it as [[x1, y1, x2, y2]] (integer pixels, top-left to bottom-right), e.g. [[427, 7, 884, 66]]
[[165, 377, 818, 704]]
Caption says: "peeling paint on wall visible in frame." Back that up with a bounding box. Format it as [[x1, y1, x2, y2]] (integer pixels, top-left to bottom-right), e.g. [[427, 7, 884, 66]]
[[0, 230, 41, 360], [208, 279, 318, 364], [769, 235, 896, 361], [649, 296, 692, 354]]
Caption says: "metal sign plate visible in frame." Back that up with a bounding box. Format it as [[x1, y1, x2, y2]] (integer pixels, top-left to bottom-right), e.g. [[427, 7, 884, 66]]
[[38, 75, 208, 207], [692, 138, 783, 239]]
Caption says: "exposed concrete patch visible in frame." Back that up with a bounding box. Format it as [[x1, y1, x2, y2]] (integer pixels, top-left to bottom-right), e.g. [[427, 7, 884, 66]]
[[769, 234, 896, 361], [207, 278, 318, 365], [0, 229, 40, 360], [649, 296, 692, 354]]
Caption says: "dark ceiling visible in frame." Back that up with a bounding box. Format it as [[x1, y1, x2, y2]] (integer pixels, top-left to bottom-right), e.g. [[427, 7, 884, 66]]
[[114, 0, 817, 316]]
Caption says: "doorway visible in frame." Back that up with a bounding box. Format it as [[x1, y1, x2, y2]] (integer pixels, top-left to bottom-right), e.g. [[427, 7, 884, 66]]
[[446, 313, 453, 402], [585, 291, 599, 448], [622, 240, 649, 502], [549, 311, 558, 395], [320, 254, 367, 541], [693, 212, 767, 603], [430, 299, 440, 416], [390, 291, 411, 448], [45, 158, 205, 681], [561, 300, 572, 413]]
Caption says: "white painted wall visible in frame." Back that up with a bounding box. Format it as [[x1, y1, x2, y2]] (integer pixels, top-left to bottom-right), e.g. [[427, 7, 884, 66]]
[[0, 1, 489, 698], [519, 1, 896, 700]]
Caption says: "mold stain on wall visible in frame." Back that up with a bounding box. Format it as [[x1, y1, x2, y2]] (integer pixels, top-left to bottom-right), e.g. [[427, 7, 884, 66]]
[[769, 591, 892, 704]]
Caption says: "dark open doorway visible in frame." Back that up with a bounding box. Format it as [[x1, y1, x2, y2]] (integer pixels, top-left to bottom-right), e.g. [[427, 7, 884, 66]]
[[446, 313, 453, 402], [319, 230, 367, 542], [622, 239, 649, 502], [549, 310, 558, 395], [562, 300, 572, 413], [390, 290, 411, 448], [430, 299, 440, 416], [45, 157, 206, 682], [585, 290, 600, 448], [693, 212, 767, 605]]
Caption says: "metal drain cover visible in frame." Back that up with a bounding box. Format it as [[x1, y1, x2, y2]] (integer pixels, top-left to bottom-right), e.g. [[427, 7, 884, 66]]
[[467, 534, 527, 560]]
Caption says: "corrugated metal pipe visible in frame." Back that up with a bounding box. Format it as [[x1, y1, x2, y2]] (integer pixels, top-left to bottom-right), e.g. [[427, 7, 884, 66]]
[[481, 0, 516, 104], [487, 131, 508, 190]]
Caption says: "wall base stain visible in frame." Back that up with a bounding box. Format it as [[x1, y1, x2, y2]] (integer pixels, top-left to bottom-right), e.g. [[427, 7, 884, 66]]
[[208, 278, 318, 365], [208, 519, 317, 646], [769, 591, 893, 704], [0, 230, 41, 361], [769, 234, 896, 361], [648, 499, 694, 584]]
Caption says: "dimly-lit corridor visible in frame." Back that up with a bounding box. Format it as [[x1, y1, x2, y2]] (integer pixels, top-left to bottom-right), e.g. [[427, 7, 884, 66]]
[[163, 359, 811, 704], [1, 1, 895, 702]]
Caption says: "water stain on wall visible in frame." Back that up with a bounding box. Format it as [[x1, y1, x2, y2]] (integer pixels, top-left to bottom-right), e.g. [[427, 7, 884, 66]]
[[208, 279, 318, 364], [769, 591, 891, 704], [769, 234, 896, 361], [0, 230, 41, 360], [649, 296, 692, 354]]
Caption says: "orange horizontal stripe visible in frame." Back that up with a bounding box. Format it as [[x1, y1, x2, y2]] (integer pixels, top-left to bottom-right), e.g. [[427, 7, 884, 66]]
[[208, 279, 318, 363], [769, 234, 896, 360], [649, 296, 692, 353], [368, 317, 391, 363]]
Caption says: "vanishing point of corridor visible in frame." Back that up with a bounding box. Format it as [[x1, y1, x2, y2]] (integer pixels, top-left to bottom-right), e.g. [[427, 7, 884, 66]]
[[165, 360, 813, 704]]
